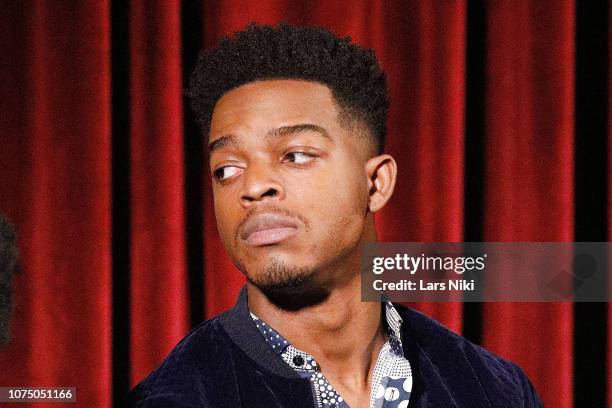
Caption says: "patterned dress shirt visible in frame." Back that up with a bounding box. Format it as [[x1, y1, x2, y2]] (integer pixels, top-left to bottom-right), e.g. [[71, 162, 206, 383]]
[[250, 302, 412, 408]]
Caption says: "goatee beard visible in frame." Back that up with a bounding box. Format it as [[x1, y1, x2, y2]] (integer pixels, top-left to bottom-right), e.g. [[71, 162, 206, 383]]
[[245, 258, 330, 311]]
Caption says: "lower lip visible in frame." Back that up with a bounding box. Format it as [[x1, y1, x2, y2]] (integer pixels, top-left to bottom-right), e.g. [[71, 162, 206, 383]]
[[245, 227, 298, 246]]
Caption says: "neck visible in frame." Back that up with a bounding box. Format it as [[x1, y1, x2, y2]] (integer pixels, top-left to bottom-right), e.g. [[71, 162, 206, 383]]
[[247, 222, 384, 392]]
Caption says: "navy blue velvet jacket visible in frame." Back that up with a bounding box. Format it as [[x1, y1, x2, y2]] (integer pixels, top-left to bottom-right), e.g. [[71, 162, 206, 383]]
[[131, 288, 543, 407]]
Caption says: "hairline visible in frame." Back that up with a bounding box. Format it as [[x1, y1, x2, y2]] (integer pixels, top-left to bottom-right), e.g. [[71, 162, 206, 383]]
[[206, 78, 381, 156]]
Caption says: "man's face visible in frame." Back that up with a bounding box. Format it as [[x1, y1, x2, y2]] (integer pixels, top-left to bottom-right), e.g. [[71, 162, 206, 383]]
[[209, 79, 373, 293]]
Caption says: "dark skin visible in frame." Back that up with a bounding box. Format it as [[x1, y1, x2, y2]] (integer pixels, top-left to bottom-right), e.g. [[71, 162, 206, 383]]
[[209, 79, 397, 407]]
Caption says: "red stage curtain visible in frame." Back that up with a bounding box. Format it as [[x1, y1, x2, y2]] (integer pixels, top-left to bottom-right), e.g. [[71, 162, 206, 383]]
[[0, 1, 607, 407], [481, 2, 575, 408], [129, 0, 190, 385], [0, 1, 112, 406]]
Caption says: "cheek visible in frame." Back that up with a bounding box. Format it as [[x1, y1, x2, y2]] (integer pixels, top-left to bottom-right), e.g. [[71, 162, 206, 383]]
[[300, 162, 368, 236], [213, 191, 238, 245]]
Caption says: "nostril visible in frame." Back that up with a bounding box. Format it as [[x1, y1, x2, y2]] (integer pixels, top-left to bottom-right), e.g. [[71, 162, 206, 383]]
[[240, 187, 280, 205], [262, 188, 278, 198]]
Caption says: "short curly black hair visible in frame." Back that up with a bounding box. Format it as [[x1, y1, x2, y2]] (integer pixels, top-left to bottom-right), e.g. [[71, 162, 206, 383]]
[[188, 23, 389, 154]]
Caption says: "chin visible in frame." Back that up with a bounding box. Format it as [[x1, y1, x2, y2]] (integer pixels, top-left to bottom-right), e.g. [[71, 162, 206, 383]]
[[245, 257, 330, 310]]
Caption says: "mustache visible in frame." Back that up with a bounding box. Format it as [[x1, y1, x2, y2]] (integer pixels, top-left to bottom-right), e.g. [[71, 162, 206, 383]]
[[236, 205, 311, 241]]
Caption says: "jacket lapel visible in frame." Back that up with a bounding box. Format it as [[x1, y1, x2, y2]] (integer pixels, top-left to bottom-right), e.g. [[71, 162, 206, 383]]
[[398, 306, 492, 408]]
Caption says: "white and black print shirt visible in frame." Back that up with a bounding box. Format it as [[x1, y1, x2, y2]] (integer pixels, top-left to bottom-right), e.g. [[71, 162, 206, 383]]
[[250, 303, 412, 408]]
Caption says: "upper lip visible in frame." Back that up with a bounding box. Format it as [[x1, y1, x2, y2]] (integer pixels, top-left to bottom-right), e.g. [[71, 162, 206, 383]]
[[239, 212, 299, 241]]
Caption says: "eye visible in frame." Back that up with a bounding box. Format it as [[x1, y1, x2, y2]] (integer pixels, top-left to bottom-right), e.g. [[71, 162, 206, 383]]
[[284, 151, 315, 164], [213, 165, 243, 181]]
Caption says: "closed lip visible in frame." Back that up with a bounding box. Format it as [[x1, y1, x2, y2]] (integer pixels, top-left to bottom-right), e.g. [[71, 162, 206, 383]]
[[240, 213, 299, 246]]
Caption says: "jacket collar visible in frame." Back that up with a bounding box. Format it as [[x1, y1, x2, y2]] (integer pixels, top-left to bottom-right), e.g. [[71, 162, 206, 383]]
[[219, 287, 300, 378]]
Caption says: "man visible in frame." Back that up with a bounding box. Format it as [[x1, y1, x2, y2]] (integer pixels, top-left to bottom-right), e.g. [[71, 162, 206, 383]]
[[0, 215, 18, 346], [131, 24, 542, 407]]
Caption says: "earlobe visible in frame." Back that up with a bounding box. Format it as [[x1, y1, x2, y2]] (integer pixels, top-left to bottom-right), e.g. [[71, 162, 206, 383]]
[[365, 154, 397, 213]]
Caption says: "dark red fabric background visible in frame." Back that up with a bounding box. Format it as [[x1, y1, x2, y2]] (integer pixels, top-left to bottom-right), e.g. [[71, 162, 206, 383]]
[[0, 1, 609, 407]]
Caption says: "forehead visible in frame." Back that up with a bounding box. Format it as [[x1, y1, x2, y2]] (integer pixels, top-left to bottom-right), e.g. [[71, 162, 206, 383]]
[[209, 79, 340, 139]]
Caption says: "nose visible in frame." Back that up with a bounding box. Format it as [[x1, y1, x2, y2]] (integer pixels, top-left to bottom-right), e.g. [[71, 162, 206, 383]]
[[239, 163, 284, 207]]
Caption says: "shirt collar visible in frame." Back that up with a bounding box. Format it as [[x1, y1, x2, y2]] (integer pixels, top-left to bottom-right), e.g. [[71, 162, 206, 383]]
[[250, 312, 290, 355], [250, 301, 405, 356], [384, 301, 404, 355]]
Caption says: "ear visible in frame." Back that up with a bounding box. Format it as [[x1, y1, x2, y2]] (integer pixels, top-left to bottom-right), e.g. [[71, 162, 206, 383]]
[[364, 154, 397, 213]]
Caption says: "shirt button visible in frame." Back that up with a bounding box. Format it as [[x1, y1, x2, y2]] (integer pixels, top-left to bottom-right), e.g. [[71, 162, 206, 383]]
[[292, 355, 305, 366]]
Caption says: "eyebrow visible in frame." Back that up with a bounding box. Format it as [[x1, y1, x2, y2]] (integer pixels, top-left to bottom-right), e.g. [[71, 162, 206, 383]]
[[208, 123, 330, 155]]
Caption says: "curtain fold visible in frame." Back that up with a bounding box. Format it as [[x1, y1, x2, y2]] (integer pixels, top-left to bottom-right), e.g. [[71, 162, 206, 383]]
[[129, 0, 190, 385], [481, 2, 575, 407]]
